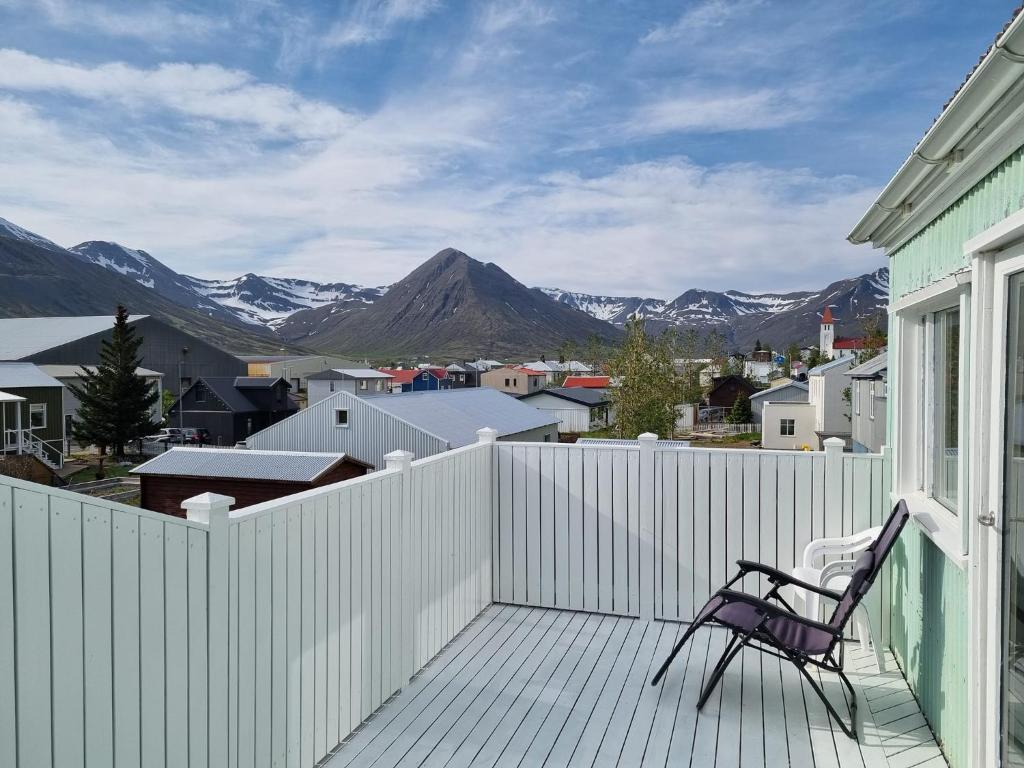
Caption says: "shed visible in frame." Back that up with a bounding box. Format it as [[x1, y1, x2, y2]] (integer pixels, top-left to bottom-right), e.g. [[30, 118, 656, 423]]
[[519, 387, 611, 433], [132, 447, 371, 517], [705, 375, 757, 410]]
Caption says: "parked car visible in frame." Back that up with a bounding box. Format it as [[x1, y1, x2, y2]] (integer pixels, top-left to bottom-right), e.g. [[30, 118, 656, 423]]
[[146, 427, 184, 444], [181, 427, 210, 445]]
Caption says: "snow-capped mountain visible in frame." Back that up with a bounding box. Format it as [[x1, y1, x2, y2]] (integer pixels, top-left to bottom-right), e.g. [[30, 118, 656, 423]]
[[0, 216, 64, 252], [185, 274, 386, 327], [543, 268, 889, 349]]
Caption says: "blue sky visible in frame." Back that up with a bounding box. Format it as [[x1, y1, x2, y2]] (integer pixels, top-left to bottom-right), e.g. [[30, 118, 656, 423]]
[[0, 1, 1015, 297]]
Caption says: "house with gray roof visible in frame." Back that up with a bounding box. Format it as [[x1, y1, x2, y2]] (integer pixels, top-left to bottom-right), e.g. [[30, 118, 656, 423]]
[[519, 387, 611, 433], [846, 352, 887, 453], [132, 447, 370, 517], [748, 379, 808, 424], [306, 368, 394, 405], [0, 362, 65, 469], [167, 376, 298, 446], [0, 314, 245, 397], [245, 387, 559, 468]]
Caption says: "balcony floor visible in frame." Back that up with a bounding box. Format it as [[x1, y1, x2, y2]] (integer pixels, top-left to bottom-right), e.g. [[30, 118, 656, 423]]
[[324, 604, 945, 768]]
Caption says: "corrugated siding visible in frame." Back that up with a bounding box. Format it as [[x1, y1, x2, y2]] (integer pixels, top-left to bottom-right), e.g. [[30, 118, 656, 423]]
[[245, 392, 448, 469], [891, 144, 1024, 300], [888, 523, 969, 768]]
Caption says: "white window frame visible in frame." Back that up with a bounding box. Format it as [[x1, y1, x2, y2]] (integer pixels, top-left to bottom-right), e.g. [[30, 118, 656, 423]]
[[853, 380, 860, 417], [334, 408, 349, 428], [890, 274, 971, 563], [869, 382, 875, 421], [359, 380, 368, 391], [779, 418, 795, 437], [29, 403, 46, 429]]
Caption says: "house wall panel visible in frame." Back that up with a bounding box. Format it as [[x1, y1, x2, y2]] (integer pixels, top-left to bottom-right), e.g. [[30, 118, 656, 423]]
[[890, 144, 1024, 301], [888, 525, 968, 768]]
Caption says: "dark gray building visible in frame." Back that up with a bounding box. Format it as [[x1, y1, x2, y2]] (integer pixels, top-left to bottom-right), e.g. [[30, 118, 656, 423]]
[[167, 376, 298, 446], [0, 315, 245, 397]]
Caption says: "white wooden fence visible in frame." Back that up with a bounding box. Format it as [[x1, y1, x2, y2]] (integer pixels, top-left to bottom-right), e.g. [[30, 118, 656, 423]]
[[2, 429, 891, 768], [492, 436, 892, 638]]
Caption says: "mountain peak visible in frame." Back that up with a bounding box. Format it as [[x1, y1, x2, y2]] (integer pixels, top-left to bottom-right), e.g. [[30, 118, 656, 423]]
[[0, 216, 63, 252]]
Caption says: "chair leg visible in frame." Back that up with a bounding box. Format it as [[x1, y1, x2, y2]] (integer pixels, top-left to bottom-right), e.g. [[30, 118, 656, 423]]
[[650, 616, 709, 687], [795, 661, 858, 740], [696, 632, 748, 710]]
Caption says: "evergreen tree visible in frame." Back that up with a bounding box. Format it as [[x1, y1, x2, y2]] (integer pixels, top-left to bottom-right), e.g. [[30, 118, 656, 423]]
[[68, 306, 159, 457], [608, 318, 682, 438], [754, 338, 762, 352], [727, 392, 753, 425]]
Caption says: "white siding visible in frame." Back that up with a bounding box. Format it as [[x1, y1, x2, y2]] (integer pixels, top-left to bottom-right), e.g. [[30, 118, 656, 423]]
[[761, 401, 818, 450], [246, 391, 449, 468]]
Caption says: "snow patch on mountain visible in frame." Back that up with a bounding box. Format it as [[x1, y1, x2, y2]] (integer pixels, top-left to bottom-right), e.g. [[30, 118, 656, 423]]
[[0, 217, 64, 251]]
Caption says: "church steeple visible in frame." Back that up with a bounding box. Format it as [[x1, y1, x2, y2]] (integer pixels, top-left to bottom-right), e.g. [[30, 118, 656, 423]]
[[820, 306, 834, 359]]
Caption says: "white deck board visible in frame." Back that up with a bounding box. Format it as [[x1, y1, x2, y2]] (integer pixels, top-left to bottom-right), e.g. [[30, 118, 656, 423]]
[[324, 605, 945, 768]]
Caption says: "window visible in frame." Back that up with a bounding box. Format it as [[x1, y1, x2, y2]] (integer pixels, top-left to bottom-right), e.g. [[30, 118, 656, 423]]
[[375, 380, 383, 392], [505, 378, 512, 387], [780, 418, 795, 436], [853, 381, 860, 417], [180, 377, 192, 391], [932, 307, 960, 512], [869, 382, 875, 421], [359, 380, 368, 390], [195, 384, 207, 403], [334, 409, 349, 428], [29, 403, 46, 429], [422, 372, 429, 381], [330, 381, 335, 392], [291, 377, 302, 392]]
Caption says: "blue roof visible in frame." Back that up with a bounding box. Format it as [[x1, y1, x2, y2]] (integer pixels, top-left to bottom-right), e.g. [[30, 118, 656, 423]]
[[749, 380, 808, 401], [362, 388, 558, 445]]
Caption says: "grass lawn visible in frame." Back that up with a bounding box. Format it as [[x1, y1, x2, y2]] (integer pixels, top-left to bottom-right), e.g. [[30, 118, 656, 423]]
[[66, 458, 141, 483]]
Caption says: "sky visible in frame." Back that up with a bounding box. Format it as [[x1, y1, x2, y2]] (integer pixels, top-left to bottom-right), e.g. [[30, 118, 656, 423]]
[[0, 0, 1016, 298]]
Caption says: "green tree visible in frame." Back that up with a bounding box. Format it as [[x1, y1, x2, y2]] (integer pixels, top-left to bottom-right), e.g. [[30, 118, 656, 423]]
[[783, 343, 801, 378], [608, 318, 681, 438], [672, 328, 706, 404], [856, 313, 888, 364], [753, 338, 763, 352], [161, 388, 177, 416], [68, 306, 159, 458], [727, 392, 753, 424]]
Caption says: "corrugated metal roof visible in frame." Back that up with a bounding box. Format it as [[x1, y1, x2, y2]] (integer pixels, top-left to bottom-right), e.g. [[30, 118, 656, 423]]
[[574, 438, 691, 448], [749, 380, 808, 401], [808, 356, 854, 376], [0, 315, 149, 359], [131, 447, 350, 481], [362, 388, 558, 445], [0, 363, 65, 389], [846, 352, 888, 379], [38, 364, 162, 378], [308, 368, 393, 381], [523, 387, 609, 406]]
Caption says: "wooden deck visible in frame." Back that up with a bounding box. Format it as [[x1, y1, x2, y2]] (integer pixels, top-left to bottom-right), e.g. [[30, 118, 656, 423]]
[[323, 604, 946, 768]]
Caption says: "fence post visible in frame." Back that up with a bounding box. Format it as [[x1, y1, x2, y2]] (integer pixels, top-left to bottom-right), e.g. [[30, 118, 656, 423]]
[[823, 438, 845, 525], [385, 450, 415, 688], [477, 428, 497, 607], [638, 433, 657, 621], [183, 492, 234, 767]]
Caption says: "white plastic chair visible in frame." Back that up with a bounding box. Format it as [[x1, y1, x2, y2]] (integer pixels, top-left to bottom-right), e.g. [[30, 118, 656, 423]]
[[791, 526, 886, 671]]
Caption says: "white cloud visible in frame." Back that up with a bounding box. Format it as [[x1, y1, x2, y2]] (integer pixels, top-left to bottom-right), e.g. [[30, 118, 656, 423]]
[[1, 0, 224, 42], [628, 86, 818, 135], [479, 0, 555, 35], [0, 49, 355, 140], [642, 0, 766, 44], [322, 0, 441, 48]]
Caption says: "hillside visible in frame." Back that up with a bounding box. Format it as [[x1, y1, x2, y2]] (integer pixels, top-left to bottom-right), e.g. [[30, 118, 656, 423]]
[[276, 248, 623, 358]]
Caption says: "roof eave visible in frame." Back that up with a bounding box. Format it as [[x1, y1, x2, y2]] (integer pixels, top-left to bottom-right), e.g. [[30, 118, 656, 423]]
[[848, 11, 1024, 250]]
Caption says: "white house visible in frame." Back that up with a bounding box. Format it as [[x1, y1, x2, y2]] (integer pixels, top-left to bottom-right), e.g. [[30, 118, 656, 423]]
[[807, 356, 854, 446], [760, 400, 817, 450], [306, 369, 394, 406], [519, 387, 610, 433], [846, 352, 887, 453], [519, 360, 593, 384]]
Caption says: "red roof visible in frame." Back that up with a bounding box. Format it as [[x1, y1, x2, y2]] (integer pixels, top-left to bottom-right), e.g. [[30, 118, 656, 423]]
[[821, 306, 834, 324], [832, 338, 869, 350], [563, 375, 610, 388], [377, 368, 448, 385]]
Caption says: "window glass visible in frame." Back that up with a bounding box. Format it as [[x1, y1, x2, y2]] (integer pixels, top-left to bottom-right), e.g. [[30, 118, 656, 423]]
[[780, 418, 795, 437], [335, 409, 349, 427], [29, 403, 46, 429], [195, 384, 206, 403], [933, 307, 960, 512]]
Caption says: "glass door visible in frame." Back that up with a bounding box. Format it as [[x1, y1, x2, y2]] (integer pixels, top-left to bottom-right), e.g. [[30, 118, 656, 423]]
[[1004, 271, 1024, 767]]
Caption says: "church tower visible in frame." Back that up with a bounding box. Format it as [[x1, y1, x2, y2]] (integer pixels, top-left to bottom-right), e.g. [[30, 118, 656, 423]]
[[820, 306, 835, 359]]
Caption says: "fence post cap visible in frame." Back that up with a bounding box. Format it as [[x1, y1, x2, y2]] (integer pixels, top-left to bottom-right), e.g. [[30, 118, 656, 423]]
[[384, 450, 414, 468], [637, 432, 658, 443], [476, 427, 498, 443], [181, 492, 234, 524], [823, 437, 845, 451]]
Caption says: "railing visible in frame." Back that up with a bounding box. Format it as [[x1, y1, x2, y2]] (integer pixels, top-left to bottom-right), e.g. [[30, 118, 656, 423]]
[[1, 429, 890, 768], [684, 422, 758, 434], [2, 428, 64, 468]]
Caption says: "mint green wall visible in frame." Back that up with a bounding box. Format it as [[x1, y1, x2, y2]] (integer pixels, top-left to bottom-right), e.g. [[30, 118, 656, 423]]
[[888, 527, 969, 768], [891, 144, 1024, 300]]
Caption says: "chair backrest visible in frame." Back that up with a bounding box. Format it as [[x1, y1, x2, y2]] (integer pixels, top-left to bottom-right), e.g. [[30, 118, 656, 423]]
[[827, 499, 911, 633]]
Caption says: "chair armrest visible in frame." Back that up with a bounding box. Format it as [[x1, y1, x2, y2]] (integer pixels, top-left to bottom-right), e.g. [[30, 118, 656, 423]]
[[735, 560, 843, 601], [716, 588, 840, 636], [801, 526, 882, 568], [819, 559, 858, 589]]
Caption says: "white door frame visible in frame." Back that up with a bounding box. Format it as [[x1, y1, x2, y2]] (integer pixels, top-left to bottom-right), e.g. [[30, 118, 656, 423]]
[[965, 210, 1024, 768]]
